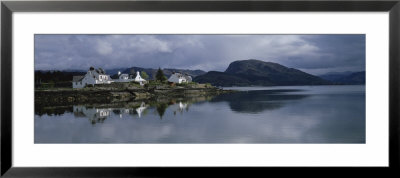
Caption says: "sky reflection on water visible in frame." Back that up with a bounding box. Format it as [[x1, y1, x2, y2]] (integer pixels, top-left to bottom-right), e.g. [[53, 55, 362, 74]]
[[35, 85, 365, 143]]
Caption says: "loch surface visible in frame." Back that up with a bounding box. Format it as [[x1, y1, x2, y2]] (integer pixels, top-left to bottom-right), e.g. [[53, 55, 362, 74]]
[[34, 85, 365, 143]]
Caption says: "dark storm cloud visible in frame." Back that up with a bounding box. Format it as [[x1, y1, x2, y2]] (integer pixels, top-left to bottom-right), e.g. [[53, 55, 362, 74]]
[[34, 34, 365, 75]]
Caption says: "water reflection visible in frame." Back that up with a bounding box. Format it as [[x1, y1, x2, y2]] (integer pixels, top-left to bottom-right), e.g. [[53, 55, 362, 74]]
[[73, 102, 150, 124], [72, 102, 150, 124], [73, 106, 110, 124], [173, 102, 189, 115], [44, 101, 192, 123], [35, 86, 366, 143], [35, 90, 308, 121], [35, 106, 73, 116], [211, 89, 309, 113], [37, 99, 198, 124], [136, 102, 147, 118]]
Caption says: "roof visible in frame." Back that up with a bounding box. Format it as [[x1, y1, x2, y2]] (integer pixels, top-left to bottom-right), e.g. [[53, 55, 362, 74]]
[[172, 73, 191, 80], [185, 75, 192, 80], [95, 68, 106, 74], [72, 76, 84, 82]]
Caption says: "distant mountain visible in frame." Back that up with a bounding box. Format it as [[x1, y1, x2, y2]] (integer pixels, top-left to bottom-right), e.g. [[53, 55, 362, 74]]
[[121, 67, 206, 80], [194, 59, 331, 87], [193, 71, 253, 86], [319, 71, 365, 85], [318, 71, 353, 82]]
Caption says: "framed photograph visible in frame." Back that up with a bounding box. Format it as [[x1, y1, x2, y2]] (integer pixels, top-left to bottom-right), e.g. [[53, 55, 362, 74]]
[[1, 0, 399, 177]]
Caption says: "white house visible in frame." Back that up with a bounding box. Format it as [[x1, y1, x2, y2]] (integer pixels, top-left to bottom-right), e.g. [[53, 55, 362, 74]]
[[168, 72, 192, 84], [133, 71, 147, 85], [72, 67, 113, 88]]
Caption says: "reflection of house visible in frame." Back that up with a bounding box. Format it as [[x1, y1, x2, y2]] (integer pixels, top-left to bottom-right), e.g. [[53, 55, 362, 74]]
[[168, 72, 192, 84], [73, 105, 111, 124], [173, 102, 189, 115], [114, 102, 147, 118], [73, 102, 149, 121], [136, 102, 147, 118], [114, 108, 135, 118], [179, 102, 188, 111], [72, 67, 113, 88]]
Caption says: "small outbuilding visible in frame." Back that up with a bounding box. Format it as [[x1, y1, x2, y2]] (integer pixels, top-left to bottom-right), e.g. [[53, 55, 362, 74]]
[[133, 71, 147, 85], [168, 72, 192, 84], [113, 71, 134, 83]]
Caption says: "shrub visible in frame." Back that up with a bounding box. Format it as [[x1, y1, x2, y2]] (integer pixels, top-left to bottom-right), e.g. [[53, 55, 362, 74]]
[[128, 82, 142, 88], [155, 68, 167, 82]]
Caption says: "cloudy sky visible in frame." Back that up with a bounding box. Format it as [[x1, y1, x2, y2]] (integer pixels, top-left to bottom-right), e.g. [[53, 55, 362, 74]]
[[34, 34, 365, 75]]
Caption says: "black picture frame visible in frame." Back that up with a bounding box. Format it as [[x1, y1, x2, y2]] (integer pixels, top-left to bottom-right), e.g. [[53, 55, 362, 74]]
[[1, 0, 399, 177]]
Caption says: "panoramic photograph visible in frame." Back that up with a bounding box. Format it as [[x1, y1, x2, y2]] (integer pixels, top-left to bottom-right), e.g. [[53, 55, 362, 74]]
[[34, 34, 365, 143]]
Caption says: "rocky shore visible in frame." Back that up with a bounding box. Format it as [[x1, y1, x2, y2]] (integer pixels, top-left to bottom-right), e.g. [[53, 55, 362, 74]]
[[35, 82, 235, 107]]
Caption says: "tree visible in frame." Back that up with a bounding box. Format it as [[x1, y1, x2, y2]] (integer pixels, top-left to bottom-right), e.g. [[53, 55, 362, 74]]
[[155, 68, 167, 82], [130, 68, 135, 75], [140, 71, 149, 80]]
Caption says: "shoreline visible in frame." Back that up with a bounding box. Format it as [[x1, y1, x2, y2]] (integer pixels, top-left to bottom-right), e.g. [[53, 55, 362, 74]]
[[35, 84, 365, 107], [35, 86, 236, 106]]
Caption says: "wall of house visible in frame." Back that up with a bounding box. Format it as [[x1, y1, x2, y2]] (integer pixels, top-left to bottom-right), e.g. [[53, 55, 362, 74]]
[[134, 72, 145, 82], [187, 76, 192, 82], [168, 75, 180, 83], [120, 75, 128, 80], [168, 74, 191, 84], [73, 81, 85, 88]]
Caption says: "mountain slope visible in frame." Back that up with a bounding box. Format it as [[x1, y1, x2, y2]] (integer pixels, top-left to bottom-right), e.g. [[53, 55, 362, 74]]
[[319, 71, 365, 85], [194, 59, 331, 86], [193, 71, 253, 86]]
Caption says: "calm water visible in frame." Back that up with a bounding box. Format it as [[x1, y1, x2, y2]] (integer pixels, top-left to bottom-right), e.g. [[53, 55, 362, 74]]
[[35, 85, 365, 143]]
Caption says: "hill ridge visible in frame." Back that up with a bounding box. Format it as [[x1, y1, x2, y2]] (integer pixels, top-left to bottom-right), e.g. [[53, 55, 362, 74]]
[[194, 59, 331, 86]]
